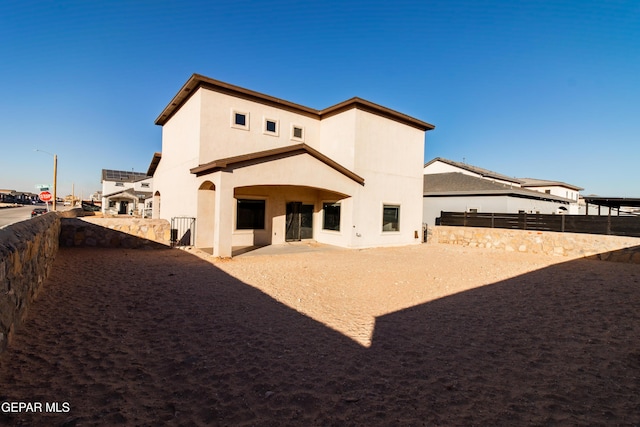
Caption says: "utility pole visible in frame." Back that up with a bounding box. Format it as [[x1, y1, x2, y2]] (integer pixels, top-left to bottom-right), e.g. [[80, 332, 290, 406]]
[[53, 154, 58, 211]]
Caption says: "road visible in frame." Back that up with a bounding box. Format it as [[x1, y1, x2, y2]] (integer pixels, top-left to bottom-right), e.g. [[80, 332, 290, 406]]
[[0, 205, 40, 229]]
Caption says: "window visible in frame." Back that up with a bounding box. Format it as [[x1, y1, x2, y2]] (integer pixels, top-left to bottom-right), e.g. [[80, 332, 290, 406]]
[[264, 118, 279, 136], [322, 202, 341, 231], [382, 205, 400, 232], [236, 199, 265, 229], [141, 183, 150, 188], [291, 125, 304, 141], [231, 110, 250, 130], [115, 182, 124, 187]]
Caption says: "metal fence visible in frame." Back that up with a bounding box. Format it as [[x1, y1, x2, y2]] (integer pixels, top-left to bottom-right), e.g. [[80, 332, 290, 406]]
[[438, 211, 640, 238], [170, 217, 195, 247]]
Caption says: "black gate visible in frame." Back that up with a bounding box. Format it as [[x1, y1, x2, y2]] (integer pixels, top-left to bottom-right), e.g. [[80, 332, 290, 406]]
[[170, 217, 195, 247]]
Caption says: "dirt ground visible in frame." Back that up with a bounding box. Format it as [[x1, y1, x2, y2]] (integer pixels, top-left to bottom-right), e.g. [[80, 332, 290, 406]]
[[1, 243, 639, 426]]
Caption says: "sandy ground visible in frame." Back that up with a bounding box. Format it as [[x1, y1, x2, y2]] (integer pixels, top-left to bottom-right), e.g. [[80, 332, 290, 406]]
[[1, 243, 639, 426]]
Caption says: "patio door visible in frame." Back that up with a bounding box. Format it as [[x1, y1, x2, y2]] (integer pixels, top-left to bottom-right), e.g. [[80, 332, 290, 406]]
[[286, 202, 313, 241]]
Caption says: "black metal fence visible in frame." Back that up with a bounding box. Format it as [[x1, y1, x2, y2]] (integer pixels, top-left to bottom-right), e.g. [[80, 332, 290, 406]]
[[438, 211, 640, 238], [170, 217, 195, 247]]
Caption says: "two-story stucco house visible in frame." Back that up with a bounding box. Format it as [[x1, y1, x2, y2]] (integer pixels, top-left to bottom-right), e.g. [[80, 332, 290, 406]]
[[149, 74, 434, 257], [101, 169, 153, 216]]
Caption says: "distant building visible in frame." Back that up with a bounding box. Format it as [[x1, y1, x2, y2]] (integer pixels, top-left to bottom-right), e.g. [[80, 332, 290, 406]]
[[101, 169, 152, 216], [423, 158, 582, 225], [0, 189, 38, 204]]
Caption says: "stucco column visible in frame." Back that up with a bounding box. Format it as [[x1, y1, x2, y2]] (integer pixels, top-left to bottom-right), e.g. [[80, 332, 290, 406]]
[[213, 171, 234, 257]]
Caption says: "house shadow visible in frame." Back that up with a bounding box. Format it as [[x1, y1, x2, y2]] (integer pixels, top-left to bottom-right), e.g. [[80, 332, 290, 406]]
[[1, 233, 639, 425]]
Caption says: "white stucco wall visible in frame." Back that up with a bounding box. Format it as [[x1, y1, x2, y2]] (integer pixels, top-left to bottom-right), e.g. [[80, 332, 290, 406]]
[[198, 89, 321, 163], [152, 91, 202, 221], [349, 110, 425, 248]]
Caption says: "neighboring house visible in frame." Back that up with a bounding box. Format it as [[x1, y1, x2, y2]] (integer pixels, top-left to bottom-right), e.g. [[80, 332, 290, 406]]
[[150, 73, 434, 257], [423, 158, 580, 225], [518, 178, 583, 214], [101, 169, 153, 216], [424, 157, 522, 187]]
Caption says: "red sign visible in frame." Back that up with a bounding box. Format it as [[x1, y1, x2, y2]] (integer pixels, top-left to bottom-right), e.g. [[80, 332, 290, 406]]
[[39, 191, 52, 202]]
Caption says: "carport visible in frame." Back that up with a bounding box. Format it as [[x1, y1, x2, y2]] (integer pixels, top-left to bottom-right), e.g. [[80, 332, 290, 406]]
[[583, 197, 640, 216]]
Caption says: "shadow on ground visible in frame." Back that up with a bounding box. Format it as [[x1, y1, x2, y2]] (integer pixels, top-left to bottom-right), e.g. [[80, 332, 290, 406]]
[[0, 243, 639, 426]]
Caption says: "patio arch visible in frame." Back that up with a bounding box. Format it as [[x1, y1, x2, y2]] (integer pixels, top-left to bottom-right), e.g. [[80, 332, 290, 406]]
[[152, 191, 161, 219], [196, 181, 216, 250]]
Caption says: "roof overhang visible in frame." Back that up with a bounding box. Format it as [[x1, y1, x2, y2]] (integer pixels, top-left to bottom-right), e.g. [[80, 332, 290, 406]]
[[424, 190, 571, 204], [583, 196, 640, 209], [155, 74, 434, 131], [190, 143, 365, 185], [147, 152, 162, 176]]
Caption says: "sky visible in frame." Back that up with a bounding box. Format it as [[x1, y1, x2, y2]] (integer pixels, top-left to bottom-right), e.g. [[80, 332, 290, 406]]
[[0, 0, 638, 198]]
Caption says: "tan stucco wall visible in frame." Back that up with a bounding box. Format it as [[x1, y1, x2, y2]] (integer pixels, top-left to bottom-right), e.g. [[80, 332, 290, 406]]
[[155, 85, 429, 254], [349, 109, 426, 248], [199, 89, 321, 163], [153, 91, 202, 221]]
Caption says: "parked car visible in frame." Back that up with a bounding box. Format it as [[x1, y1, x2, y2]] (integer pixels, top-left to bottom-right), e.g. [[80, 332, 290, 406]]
[[31, 208, 47, 218]]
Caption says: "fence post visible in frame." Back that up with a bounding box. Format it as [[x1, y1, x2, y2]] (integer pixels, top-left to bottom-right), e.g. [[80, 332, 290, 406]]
[[523, 212, 527, 230], [561, 214, 565, 232], [491, 212, 495, 228]]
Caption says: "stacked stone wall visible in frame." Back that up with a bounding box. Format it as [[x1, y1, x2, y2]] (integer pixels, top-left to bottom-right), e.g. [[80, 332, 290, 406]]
[[0, 213, 60, 352], [427, 225, 640, 263], [59, 217, 171, 248]]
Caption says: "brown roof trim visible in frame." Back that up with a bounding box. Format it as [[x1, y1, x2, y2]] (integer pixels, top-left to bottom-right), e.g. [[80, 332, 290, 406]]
[[190, 143, 365, 185], [155, 74, 434, 131], [320, 97, 434, 131], [518, 177, 583, 191], [424, 157, 522, 185], [147, 152, 162, 177]]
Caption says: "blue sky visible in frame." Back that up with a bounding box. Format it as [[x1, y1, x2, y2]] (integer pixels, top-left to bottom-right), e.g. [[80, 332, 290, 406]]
[[1, 0, 638, 198]]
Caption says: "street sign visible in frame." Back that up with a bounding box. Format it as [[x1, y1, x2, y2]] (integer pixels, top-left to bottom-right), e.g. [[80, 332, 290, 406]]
[[39, 191, 52, 202]]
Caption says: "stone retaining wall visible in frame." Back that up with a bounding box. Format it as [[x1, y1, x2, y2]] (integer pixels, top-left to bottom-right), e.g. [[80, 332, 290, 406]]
[[59, 217, 171, 248], [427, 225, 640, 263], [0, 213, 60, 353]]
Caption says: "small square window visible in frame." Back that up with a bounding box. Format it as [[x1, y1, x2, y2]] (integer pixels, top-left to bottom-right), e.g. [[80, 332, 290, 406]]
[[291, 125, 304, 141], [231, 109, 250, 130], [263, 118, 279, 136]]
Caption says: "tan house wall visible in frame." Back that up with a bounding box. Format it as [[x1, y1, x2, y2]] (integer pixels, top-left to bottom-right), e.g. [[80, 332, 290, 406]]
[[153, 91, 202, 221], [199, 89, 321, 163], [350, 110, 425, 248], [153, 78, 431, 256]]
